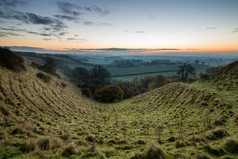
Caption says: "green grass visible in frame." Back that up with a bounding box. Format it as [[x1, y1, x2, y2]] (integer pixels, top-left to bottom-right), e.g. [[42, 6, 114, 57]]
[[0, 62, 238, 158]]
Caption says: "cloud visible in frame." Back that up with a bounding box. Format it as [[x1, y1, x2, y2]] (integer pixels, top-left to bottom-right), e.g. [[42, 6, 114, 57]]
[[135, 31, 145, 34], [0, 26, 63, 40], [84, 21, 94, 25], [232, 28, 238, 33], [83, 21, 112, 26], [0, 32, 22, 37], [0, 0, 25, 7], [66, 38, 87, 43], [56, 1, 110, 16], [54, 15, 79, 22], [43, 38, 52, 41], [56, 1, 82, 16], [0, 9, 68, 38], [206, 27, 217, 30], [0, 10, 67, 32]]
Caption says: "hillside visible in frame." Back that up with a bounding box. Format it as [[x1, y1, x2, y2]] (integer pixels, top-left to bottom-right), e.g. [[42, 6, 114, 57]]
[[206, 61, 238, 90], [0, 62, 238, 159]]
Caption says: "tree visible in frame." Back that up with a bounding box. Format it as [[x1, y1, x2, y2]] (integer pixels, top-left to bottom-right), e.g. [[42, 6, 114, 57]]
[[90, 65, 111, 86], [94, 85, 124, 102], [155, 75, 165, 87], [71, 67, 90, 83], [43, 56, 56, 75], [177, 64, 195, 82]]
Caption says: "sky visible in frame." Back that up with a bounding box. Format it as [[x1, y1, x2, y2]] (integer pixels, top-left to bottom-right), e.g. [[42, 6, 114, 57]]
[[0, 0, 238, 54]]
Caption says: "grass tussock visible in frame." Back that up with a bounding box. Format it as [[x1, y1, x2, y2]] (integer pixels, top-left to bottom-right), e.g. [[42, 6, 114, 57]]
[[205, 128, 228, 140], [223, 138, 238, 154], [131, 142, 166, 159]]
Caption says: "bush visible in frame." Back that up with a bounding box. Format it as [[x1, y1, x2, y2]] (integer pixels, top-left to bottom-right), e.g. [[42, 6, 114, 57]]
[[200, 73, 209, 80], [36, 72, 51, 83], [223, 138, 238, 154], [0, 47, 26, 72], [94, 85, 124, 102], [82, 88, 92, 98]]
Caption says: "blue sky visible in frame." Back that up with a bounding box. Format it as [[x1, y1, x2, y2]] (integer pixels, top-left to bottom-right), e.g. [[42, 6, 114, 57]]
[[0, 0, 238, 53]]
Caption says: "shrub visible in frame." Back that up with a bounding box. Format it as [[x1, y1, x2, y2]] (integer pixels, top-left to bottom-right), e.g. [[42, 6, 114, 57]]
[[36, 72, 51, 83], [82, 88, 92, 98], [94, 85, 124, 102], [0, 47, 26, 72], [223, 138, 238, 154], [200, 73, 209, 80]]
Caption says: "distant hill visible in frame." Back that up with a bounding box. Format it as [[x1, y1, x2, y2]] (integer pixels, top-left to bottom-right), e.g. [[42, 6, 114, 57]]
[[0, 60, 238, 158]]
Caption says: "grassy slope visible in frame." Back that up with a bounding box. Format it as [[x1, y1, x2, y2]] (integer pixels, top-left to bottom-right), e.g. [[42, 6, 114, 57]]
[[0, 62, 238, 159]]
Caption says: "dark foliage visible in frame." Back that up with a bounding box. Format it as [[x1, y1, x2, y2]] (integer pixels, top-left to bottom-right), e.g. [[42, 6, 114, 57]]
[[90, 65, 111, 86], [42, 57, 57, 75], [71, 67, 90, 86], [177, 64, 195, 82], [94, 85, 124, 102], [82, 88, 92, 98], [0, 47, 26, 72], [36, 72, 51, 83]]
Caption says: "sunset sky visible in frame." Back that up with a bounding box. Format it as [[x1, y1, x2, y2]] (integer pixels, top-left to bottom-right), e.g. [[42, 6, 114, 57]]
[[0, 0, 238, 54]]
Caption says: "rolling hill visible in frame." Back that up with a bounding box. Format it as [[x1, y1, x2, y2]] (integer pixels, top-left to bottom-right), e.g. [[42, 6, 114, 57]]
[[0, 61, 238, 159]]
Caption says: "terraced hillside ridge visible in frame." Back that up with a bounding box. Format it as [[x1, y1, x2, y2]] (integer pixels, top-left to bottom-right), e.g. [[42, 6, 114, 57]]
[[206, 61, 238, 90], [0, 61, 238, 159]]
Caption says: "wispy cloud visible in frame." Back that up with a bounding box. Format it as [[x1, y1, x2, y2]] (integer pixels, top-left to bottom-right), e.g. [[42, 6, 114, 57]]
[[0, 0, 25, 7], [66, 38, 87, 42], [0, 10, 67, 32], [83, 21, 112, 26], [56, 1, 82, 16], [0, 32, 22, 37], [135, 31, 145, 34], [232, 28, 238, 33], [0, 26, 63, 40], [54, 15, 79, 22], [56, 1, 110, 16], [206, 27, 217, 30], [43, 38, 52, 41]]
